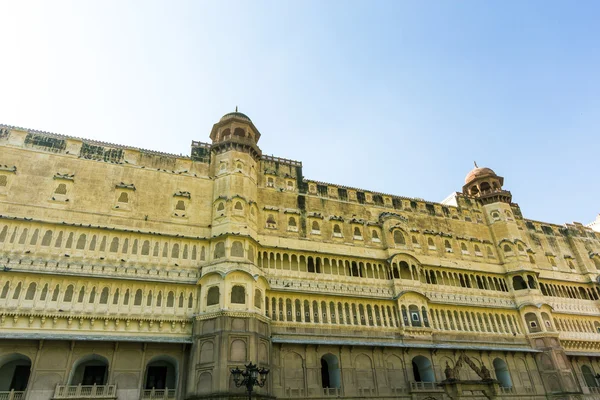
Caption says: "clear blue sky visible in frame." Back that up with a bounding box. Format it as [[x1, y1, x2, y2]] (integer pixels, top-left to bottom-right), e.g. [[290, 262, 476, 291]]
[[1, 1, 598, 225]]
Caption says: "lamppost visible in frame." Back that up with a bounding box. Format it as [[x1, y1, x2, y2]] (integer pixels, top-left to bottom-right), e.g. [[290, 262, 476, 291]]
[[230, 362, 269, 400]]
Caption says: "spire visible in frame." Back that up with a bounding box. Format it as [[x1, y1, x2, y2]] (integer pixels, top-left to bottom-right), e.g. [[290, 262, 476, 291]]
[[474, 161, 478, 168], [235, 106, 238, 112]]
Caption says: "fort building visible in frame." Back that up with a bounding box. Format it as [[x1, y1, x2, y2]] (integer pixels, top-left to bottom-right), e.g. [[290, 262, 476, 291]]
[[0, 112, 600, 400]]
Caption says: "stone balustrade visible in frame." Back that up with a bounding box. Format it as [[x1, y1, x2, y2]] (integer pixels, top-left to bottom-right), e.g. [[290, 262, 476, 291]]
[[53, 384, 117, 399], [140, 389, 176, 400], [0, 391, 25, 400]]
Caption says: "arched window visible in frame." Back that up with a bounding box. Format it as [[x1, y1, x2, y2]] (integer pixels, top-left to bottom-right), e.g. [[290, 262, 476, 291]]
[[69, 355, 109, 385], [372, 230, 379, 241], [412, 356, 435, 382], [524, 312, 541, 333], [512, 276, 527, 290], [134, 289, 142, 306], [427, 237, 435, 248], [444, 240, 452, 251], [167, 291, 174, 307], [207, 287, 219, 306], [503, 244, 513, 255], [110, 237, 119, 253], [461, 243, 468, 254], [231, 241, 244, 257], [0, 176, 7, 187], [493, 358, 512, 388], [175, 200, 185, 211], [582, 365, 598, 388], [25, 283, 37, 300], [333, 224, 342, 237], [231, 286, 245, 304], [41, 230, 52, 246], [144, 357, 177, 390], [63, 285, 74, 302], [100, 288, 109, 304], [321, 354, 341, 389], [0, 282, 9, 299], [233, 127, 245, 137], [353, 227, 362, 238], [76, 234, 86, 250], [288, 217, 297, 231], [214, 242, 225, 259], [234, 201, 243, 210], [266, 214, 277, 228], [0, 354, 32, 391], [142, 241, 150, 255], [393, 231, 405, 245], [171, 244, 180, 258], [254, 289, 262, 309], [312, 221, 320, 233], [217, 202, 225, 212]]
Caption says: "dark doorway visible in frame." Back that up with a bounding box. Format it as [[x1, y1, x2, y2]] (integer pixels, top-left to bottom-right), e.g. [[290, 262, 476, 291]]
[[10, 365, 31, 391], [146, 366, 168, 389], [321, 358, 330, 388], [412, 361, 421, 381], [82, 366, 107, 385]]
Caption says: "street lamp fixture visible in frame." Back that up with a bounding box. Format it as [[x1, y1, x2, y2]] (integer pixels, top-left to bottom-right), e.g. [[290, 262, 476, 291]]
[[231, 362, 269, 400]]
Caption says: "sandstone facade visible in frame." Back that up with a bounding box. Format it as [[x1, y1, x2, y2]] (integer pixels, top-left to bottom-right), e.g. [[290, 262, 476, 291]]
[[0, 113, 599, 400]]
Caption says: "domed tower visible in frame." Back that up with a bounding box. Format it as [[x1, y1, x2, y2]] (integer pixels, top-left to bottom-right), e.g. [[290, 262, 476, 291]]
[[209, 111, 262, 159], [187, 111, 271, 400], [462, 163, 511, 204], [209, 110, 262, 237]]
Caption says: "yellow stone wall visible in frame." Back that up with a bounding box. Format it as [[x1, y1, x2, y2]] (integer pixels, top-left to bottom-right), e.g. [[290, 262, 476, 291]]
[[1, 119, 600, 400]]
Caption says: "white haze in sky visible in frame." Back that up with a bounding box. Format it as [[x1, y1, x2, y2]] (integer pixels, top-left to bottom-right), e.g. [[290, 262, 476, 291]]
[[1, 0, 599, 225]]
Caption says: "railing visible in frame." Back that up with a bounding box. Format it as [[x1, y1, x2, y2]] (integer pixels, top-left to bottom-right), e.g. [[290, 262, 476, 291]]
[[140, 389, 177, 400], [53, 385, 117, 399], [0, 390, 26, 400], [410, 381, 441, 391], [357, 387, 376, 396], [321, 387, 342, 396], [284, 387, 305, 398], [499, 386, 514, 394], [390, 387, 407, 395], [584, 386, 600, 394]]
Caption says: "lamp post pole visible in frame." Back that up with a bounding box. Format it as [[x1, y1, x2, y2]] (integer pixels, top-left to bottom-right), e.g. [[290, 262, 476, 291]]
[[231, 362, 270, 400]]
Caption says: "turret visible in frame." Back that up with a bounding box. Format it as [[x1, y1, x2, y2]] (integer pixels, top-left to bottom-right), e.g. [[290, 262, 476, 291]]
[[209, 110, 262, 160], [462, 163, 511, 204]]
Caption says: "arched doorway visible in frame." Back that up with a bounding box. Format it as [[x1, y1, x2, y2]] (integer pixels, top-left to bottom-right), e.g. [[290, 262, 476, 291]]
[[320, 354, 341, 389], [144, 357, 178, 390], [69, 355, 109, 385], [412, 356, 435, 382], [492, 358, 512, 388], [0, 354, 31, 391]]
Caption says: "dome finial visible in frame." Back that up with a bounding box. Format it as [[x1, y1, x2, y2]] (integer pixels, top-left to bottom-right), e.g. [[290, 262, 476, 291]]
[[474, 161, 478, 168], [235, 106, 238, 112]]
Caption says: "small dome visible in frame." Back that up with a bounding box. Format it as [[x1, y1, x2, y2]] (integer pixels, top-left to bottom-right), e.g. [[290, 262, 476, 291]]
[[220, 112, 251, 123], [465, 167, 497, 184]]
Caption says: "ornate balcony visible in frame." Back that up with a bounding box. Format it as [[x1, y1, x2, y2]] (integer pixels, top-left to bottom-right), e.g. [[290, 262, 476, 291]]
[[53, 385, 117, 399], [140, 389, 176, 400], [0, 390, 26, 400], [410, 381, 443, 392]]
